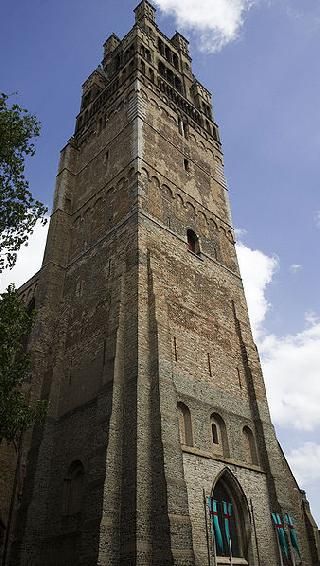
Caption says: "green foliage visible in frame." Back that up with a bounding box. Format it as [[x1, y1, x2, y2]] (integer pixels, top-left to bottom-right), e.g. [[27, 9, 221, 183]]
[[0, 285, 46, 443], [0, 93, 47, 272]]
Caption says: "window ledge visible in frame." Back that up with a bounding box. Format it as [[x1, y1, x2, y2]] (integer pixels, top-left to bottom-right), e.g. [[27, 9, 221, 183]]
[[181, 444, 265, 474], [217, 558, 248, 565], [187, 249, 203, 261]]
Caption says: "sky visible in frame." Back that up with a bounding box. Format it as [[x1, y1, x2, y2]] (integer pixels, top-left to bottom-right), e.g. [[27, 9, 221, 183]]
[[1, 0, 320, 523]]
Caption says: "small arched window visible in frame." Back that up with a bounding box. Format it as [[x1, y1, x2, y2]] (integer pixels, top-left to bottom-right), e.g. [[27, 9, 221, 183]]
[[27, 297, 35, 314], [242, 426, 258, 465], [187, 229, 200, 255], [210, 413, 229, 457], [177, 402, 193, 447], [63, 460, 85, 516], [172, 53, 179, 70]]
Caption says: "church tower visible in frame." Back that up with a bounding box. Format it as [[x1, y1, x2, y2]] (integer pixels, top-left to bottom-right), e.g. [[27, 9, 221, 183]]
[[7, 2, 320, 565]]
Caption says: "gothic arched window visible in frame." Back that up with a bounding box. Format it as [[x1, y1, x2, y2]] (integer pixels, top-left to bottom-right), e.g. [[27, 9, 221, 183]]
[[208, 470, 249, 561], [187, 229, 200, 255], [27, 297, 35, 314], [242, 426, 258, 465], [63, 460, 85, 516], [177, 402, 193, 447], [210, 413, 229, 457]]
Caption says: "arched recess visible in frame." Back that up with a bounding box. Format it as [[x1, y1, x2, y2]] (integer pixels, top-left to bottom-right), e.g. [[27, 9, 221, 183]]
[[62, 460, 85, 515], [177, 402, 193, 447], [210, 413, 229, 457], [242, 426, 259, 466], [209, 468, 251, 561]]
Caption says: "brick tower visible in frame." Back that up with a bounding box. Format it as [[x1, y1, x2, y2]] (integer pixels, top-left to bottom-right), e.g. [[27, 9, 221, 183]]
[[5, 2, 320, 565]]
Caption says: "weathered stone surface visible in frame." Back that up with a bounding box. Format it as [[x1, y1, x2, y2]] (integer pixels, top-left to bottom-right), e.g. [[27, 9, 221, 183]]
[[1, 2, 319, 565]]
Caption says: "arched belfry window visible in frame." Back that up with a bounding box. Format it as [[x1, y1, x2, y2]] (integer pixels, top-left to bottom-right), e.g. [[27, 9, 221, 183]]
[[187, 229, 200, 255], [243, 426, 258, 465], [177, 402, 193, 447], [207, 470, 250, 562], [63, 460, 85, 515], [210, 413, 229, 457]]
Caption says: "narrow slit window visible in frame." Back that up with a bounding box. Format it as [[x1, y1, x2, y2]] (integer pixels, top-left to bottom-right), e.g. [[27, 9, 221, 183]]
[[173, 336, 178, 362], [177, 402, 193, 446], [212, 422, 219, 444], [237, 367, 242, 389], [184, 158, 190, 172], [183, 121, 189, 139], [103, 339, 107, 366]]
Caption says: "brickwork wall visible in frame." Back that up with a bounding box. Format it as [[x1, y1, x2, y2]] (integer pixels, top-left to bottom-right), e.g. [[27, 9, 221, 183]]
[[138, 71, 318, 565]]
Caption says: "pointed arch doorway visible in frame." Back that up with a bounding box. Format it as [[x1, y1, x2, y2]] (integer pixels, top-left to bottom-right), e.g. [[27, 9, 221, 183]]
[[208, 468, 251, 565]]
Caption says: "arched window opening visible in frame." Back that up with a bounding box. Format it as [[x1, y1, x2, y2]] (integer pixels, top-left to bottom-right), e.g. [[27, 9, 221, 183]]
[[175, 77, 182, 92], [178, 118, 189, 139], [165, 45, 172, 64], [183, 121, 189, 139], [213, 125, 219, 142], [183, 158, 190, 172], [63, 460, 85, 516], [0, 516, 6, 552], [167, 68, 174, 85], [208, 471, 249, 561], [115, 54, 121, 70], [177, 402, 193, 447], [187, 229, 200, 256], [27, 297, 35, 315], [158, 61, 166, 78], [158, 38, 165, 56], [210, 413, 229, 457], [172, 53, 179, 70], [243, 426, 258, 466]]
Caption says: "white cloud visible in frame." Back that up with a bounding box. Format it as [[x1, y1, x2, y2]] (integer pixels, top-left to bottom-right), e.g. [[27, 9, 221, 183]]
[[234, 227, 247, 240], [154, 0, 257, 52], [260, 323, 320, 430], [236, 241, 278, 338], [0, 218, 49, 293], [236, 240, 320, 431], [287, 443, 320, 485]]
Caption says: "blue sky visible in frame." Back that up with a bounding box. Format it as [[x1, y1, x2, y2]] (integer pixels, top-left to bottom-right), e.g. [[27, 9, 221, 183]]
[[1, 0, 320, 522]]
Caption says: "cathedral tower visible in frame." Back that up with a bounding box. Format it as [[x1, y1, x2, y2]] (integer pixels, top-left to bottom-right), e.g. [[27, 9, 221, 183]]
[[6, 2, 320, 564]]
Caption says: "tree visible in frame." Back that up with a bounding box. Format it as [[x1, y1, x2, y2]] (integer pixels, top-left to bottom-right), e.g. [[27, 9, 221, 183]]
[[0, 93, 47, 272], [0, 285, 46, 445]]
